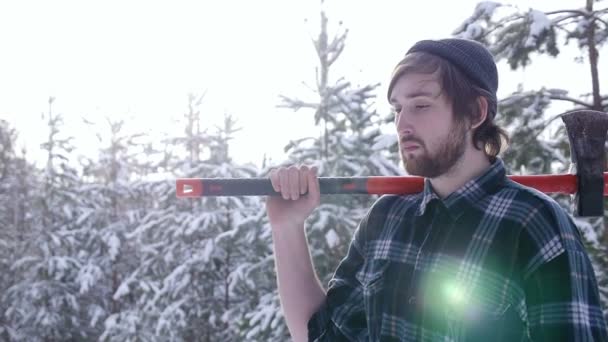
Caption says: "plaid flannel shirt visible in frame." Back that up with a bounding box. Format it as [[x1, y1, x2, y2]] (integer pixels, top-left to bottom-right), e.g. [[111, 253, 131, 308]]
[[308, 158, 608, 341]]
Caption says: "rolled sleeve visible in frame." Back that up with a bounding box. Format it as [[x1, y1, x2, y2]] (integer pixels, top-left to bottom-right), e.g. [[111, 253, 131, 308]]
[[307, 195, 396, 341], [308, 199, 385, 341], [307, 299, 332, 341], [307, 236, 367, 341]]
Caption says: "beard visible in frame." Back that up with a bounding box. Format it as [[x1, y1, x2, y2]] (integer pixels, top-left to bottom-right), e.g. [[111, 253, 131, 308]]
[[400, 121, 467, 178]]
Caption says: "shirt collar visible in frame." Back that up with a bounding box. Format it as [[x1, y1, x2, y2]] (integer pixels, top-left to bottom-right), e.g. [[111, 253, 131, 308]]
[[416, 158, 507, 219]]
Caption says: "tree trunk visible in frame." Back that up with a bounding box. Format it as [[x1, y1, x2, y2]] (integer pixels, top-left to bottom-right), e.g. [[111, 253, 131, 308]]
[[586, 0, 602, 111], [584, 0, 608, 246], [318, 8, 329, 160]]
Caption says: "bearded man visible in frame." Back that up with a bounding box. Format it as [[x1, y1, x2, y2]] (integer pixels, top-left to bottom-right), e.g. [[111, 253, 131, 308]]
[[266, 38, 608, 341]]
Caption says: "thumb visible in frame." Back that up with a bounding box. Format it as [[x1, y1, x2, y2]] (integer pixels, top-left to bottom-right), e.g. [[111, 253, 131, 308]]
[[307, 166, 320, 201]]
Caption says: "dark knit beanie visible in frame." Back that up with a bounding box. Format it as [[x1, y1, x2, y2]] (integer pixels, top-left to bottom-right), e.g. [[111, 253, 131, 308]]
[[389, 38, 498, 110]]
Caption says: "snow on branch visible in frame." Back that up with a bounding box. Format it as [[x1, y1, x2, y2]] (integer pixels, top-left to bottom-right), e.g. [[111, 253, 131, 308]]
[[525, 10, 551, 47], [452, 2, 608, 68]]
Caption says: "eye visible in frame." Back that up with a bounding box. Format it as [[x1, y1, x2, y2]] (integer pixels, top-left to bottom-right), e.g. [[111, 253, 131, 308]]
[[415, 105, 430, 110]]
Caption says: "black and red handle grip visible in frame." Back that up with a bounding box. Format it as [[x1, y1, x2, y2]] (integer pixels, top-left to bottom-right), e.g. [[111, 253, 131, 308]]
[[175, 173, 608, 198], [176, 176, 424, 197]]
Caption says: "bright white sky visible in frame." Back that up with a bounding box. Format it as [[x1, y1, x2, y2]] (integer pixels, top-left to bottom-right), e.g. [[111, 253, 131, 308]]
[[0, 0, 599, 170]]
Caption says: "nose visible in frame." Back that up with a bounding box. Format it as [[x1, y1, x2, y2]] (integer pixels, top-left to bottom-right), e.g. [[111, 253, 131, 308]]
[[399, 127, 413, 136], [395, 110, 414, 136]]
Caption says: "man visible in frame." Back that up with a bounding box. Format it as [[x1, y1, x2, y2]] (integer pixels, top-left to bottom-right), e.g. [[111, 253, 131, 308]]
[[266, 38, 608, 341]]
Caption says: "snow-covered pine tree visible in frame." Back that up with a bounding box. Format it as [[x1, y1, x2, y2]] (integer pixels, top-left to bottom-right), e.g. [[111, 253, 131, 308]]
[[0, 120, 39, 340], [119, 95, 263, 341], [454, 0, 608, 315], [181, 114, 266, 341], [244, 5, 402, 341], [0, 120, 18, 285], [71, 117, 151, 340], [100, 94, 210, 341], [276, 4, 402, 284], [4, 97, 85, 340], [0, 119, 16, 339]]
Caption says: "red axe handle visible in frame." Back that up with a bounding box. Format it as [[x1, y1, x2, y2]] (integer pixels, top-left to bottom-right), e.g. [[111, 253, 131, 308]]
[[175, 173, 608, 197]]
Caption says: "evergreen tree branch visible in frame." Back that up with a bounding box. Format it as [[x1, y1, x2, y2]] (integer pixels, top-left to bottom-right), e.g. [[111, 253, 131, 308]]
[[553, 23, 576, 35], [593, 15, 608, 27], [546, 9, 588, 16], [548, 94, 594, 108], [551, 13, 584, 25], [478, 13, 526, 40], [542, 107, 587, 128]]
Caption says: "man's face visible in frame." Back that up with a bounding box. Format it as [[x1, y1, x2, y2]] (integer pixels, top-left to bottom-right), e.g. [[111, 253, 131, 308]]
[[389, 73, 468, 178]]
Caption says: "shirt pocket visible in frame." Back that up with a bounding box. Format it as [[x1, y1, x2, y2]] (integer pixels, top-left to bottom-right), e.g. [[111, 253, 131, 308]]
[[446, 301, 522, 341], [355, 258, 389, 291], [355, 258, 389, 338], [444, 285, 514, 339], [445, 284, 512, 320]]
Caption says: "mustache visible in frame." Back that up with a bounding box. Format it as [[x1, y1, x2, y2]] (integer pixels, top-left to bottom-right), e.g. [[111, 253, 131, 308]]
[[399, 136, 424, 146]]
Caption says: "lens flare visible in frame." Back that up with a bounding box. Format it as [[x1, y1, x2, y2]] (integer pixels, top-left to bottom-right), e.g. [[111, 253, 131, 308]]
[[443, 282, 465, 305]]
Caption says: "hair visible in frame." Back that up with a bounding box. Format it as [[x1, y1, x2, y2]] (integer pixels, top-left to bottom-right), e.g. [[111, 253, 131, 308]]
[[388, 51, 509, 161]]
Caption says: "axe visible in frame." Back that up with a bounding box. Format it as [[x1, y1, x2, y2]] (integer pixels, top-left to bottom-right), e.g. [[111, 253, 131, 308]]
[[176, 110, 608, 217]]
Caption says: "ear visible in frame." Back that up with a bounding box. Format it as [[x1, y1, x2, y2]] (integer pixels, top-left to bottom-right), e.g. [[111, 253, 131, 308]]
[[471, 96, 489, 129]]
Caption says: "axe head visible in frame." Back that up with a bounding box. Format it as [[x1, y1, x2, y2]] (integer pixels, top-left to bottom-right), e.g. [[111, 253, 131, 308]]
[[562, 110, 608, 217]]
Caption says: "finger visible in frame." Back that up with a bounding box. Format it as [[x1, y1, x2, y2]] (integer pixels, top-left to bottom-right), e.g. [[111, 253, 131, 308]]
[[279, 169, 290, 200], [307, 166, 320, 201], [299, 165, 309, 195], [288, 166, 299, 200], [269, 169, 280, 193]]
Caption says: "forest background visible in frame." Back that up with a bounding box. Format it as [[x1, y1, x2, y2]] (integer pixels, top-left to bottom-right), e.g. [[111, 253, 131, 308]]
[[1, 0, 607, 340]]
